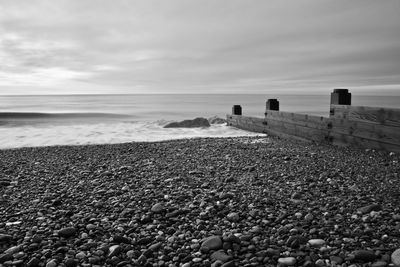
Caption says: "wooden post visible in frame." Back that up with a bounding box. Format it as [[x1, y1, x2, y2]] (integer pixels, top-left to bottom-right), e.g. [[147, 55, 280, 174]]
[[330, 89, 351, 117], [331, 89, 351, 105], [232, 105, 242, 115], [266, 99, 279, 111]]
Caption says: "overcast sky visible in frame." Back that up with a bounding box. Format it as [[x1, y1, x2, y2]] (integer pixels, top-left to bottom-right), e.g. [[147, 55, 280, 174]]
[[1, 0, 399, 95]]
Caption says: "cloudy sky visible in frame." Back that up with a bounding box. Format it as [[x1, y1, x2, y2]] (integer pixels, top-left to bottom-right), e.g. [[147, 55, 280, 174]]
[[1, 0, 399, 95]]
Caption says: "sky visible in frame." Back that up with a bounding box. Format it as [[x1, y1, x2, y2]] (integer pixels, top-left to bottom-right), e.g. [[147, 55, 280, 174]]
[[0, 0, 400, 95]]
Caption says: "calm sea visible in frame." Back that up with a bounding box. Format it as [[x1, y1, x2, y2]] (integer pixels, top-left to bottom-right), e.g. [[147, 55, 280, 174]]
[[0, 94, 399, 149]]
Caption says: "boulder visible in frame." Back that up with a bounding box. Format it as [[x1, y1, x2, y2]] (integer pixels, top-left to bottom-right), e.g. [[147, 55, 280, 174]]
[[164, 117, 210, 128], [208, 116, 226, 124]]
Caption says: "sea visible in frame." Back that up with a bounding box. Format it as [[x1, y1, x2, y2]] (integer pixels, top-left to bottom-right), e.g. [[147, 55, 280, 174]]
[[0, 94, 399, 149]]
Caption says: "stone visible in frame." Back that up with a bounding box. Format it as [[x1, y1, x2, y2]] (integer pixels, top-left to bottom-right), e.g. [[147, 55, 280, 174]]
[[64, 258, 78, 267], [226, 212, 240, 222], [353, 250, 376, 262], [108, 245, 122, 257], [46, 259, 58, 267], [27, 257, 40, 267], [278, 257, 297, 266], [151, 203, 164, 213], [357, 204, 382, 214], [58, 227, 77, 238], [113, 235, 130, 244], [391, 248, 400, 267], [4, 245, 20, 255], [164, 117, 211, 128], [201, 236, 223, 250], [371, 261, 388, 267], [221, 261, 235, 267], [0, 234, 12, 244], [308, 239, 326, 247], [211, 251, 232, 262], [208, 116, 226, 124]]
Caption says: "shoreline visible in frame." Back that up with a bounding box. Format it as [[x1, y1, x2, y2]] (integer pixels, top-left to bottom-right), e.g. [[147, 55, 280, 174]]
[[0, 136, 399, 266]]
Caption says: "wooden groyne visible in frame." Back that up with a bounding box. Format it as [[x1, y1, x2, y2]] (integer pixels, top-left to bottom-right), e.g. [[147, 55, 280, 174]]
[[227, 89, 400, 153]]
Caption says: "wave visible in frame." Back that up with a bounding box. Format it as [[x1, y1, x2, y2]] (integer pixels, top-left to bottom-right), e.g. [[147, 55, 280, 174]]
[[0, 120, 264, 149], [0, 112, 133, 119]]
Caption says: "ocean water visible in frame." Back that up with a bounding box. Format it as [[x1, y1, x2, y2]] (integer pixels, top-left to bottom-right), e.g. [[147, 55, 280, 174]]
[[0, 94, 399, 149]]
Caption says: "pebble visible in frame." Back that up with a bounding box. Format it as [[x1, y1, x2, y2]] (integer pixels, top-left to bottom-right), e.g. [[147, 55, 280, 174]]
[[278, 257, 297, 266], [227, 212, 240, 222], [108, 245, 122, 257], [151, 202, 164, 213], [58, 227, 77, 238], [211, 251, 232, 262], [202, 236, 223, 250], [391, 248, 400, 267], [353, 250, 376, 262], [308, 239, 326, 247], [357, 203, 382, 214]]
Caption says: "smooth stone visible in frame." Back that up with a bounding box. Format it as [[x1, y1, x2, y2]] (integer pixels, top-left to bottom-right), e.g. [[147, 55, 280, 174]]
[[151, 203, 164, 213], [210, 251, 232, 263], [227, 212, 240, 222], [391, 248, 400, 267], [113, 235, 130, 244], [221, 261, 235, 267], [64, 258, 78, 267], [0, 234, 12, 243], [354, 250, 376, 262], [108, 245, 122, 257], [4, 245, 20, 255], [278, 257, 297, 266], [202, 236, 223, 250], [26, 257, 40, 267], [164, 117, 211, 128], [46, 259, 57, 267], [357, 204, 382, 214], [308, 239, 326, 247], [371, 261, 388, 267], [58, 227, 77, 238]]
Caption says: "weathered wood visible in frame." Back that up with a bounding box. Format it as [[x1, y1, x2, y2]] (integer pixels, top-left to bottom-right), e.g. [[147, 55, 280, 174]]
[[330, 118, 400, 146], [227, 102, 400, 153], [330, 105, 400, 127], [328, 132, 400, 153]]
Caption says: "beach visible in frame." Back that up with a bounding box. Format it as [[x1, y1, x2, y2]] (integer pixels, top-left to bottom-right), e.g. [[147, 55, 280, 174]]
[[0, 136, 399, 266]]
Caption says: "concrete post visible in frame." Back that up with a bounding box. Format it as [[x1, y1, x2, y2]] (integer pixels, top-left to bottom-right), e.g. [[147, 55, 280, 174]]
[[266, 99, 279, 111], [330, 89, 351, 105], [232, 105, 242, 115]]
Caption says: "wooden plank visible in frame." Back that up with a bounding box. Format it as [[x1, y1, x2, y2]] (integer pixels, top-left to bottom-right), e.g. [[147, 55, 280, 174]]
[[265, 110, 330, 130], [330, 118, 400, 146], [329, 132, 400, 153], [330, 105, 400, 127]]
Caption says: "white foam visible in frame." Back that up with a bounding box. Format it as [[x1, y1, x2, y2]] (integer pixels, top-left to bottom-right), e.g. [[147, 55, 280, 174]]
[[0, 121, 264, 149]]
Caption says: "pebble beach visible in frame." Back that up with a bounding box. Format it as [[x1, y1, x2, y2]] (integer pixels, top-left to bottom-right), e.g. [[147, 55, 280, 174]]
[[1, 136, 400, 267]]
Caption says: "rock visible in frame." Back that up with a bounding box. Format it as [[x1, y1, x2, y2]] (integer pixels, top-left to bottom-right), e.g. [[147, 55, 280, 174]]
[[108, 245, 122, 257], [4, 245, 19, 255], [391, 248, 400, 267], [164, 117, 210, 128], [0, 234, 12, 244], [151, 203, 164, 213], [113, 235, 130, 244], [357, 204, 382, 214], [208, 116, 226, 124], [353, 250, 376, 262], [148, 242, 162, 251], [278, 257, 297, 266], [211, 251, 232, 262], [201, 236, 223, 250], [0, 253, 13, 263], [58, 227, 77, 238], [46, 259, 57, 267], [221, 261, 235, 267], [27, 257, 40, 267], [371, 261, 388, 267], [227, 212, 240, 222], [64, 258, 78, 267], [308, 239, 326, 247]]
